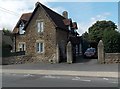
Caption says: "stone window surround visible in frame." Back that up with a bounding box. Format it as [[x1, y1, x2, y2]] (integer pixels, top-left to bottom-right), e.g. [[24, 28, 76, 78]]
[[18, 42, 26, 51], [35, 40, 44, 54], [36, 19, 44, 33]]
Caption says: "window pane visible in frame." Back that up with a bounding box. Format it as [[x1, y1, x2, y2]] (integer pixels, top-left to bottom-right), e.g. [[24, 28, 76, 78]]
[[36, 42, 44, 53], [19, 43, 25, 51], [41, 22, 43, 32], [36, 43, 39, 52], [19, 24, 25, 34], [37, 22, 40, 32], [40, 43, 43, 52], [22, 44, 24, 51], [37, 21, 43, 32]]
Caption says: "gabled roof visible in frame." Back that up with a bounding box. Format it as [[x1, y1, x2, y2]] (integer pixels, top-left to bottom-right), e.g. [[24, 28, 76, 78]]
[[40, 3, 68, 30], [13, 13, 32, 33], [20, 13, 32, 21], [24, 2, 68, 31], [13, 2, 78, 34]]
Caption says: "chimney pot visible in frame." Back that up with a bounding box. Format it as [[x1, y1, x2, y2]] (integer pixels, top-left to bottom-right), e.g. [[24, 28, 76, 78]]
[[62, 11, 68, 19], [35, 2, 40, 7]]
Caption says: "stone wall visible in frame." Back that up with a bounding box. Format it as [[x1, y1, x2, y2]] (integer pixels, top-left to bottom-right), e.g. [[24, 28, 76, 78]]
[[2, 55, 43, 65], [97, 40, 120, 64], [105, 53, 120, 64], [56, 28, 68, 62]]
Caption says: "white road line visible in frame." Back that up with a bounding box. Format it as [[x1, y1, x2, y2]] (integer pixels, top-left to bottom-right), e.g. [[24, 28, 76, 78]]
[[43, 75, 60, 79], [72, 78, 79, 80], [72, 78, 91, 82], [75, 77, 80, 79], [80, 79, 91, 82], [110, 82, 118, 84], [103, 78, 109, 80], [23, 74, 33, 77]]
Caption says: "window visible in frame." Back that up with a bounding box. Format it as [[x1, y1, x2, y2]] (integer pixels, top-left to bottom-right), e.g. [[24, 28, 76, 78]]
[[68, 25, 71, 30], [19, 23, 25, 34], [36, 42, 44, 53], [18, 42, 26, 51], [37, 21, 44, 32]]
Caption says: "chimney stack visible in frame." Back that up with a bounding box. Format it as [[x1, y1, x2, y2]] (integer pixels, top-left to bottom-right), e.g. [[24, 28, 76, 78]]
[[62, 11, 68, 19]]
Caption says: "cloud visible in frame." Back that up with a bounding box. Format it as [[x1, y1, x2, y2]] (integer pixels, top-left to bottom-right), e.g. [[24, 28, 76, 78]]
[[90, 12, 111, 24], [77, 12, 111, 35], [0, 0, 66, 31], [0, 0, 36, 30]]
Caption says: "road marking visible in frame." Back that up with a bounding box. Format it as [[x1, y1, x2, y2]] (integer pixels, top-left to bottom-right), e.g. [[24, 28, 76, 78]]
[[81, 79, 91, 82], [72, 78, 79, 80], [110, 82, 118, 84], [43, 75, 60, 79], [103, 78, 109, 80], [72, 77, 91, 82], [23, 74, 33, 77], [75, 77, 80, 79], [72, 78, 91, 82]]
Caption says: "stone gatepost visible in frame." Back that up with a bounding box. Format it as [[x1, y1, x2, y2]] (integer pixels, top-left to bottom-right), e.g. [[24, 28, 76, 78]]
[[67, 41, 73, 64], [56, 44, 60, 63], [98, 40, 105, 64]]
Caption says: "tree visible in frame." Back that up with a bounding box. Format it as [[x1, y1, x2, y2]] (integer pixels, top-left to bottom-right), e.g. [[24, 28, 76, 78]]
[[103, 30, 120, 53], [2, 28, 13, 57], [82, 20, 120, 53], [88, 20, 117, 43], [82, 31, 89, 40], [3, 28, 12, 36]]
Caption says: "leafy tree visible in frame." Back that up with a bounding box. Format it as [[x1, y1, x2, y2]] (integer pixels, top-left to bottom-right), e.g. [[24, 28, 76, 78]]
[[2, 28, 13, 41], [103, 30, 120, 53], [82, 20, 120, 53], [88, 20, 117, 43], [82, 31, 89, 40], [3, 28, 12, 36], [2, 28, 13, 57]]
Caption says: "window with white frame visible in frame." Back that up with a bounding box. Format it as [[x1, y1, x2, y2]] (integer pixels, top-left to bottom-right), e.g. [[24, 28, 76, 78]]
[[37, 21, 44, 33], [36, 42, 44, 53], [18, 42, 26, 51], [19, 23, 25, 34]]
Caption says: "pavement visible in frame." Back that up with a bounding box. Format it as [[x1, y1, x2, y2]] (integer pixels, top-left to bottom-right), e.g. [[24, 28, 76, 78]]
[[1, 59, 119, 78]]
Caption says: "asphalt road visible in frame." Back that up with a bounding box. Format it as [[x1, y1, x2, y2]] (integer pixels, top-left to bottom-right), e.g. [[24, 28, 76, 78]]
[[2, 73, 118, 87], [2, 62, 118, 72]]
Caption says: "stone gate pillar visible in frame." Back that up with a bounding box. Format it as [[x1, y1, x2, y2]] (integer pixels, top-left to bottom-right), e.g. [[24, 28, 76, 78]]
[[67, 41, 73, 64], [98, 40, 105, 64]]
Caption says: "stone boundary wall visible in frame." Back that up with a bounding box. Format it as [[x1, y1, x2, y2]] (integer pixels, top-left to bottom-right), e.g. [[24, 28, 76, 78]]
[[2, 55, 43, 65], [98, 40, 120, 64], [105, 53, 120, 64]]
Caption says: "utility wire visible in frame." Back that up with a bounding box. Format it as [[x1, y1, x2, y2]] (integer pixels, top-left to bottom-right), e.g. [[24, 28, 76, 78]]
[[0, 7, 19, 16]]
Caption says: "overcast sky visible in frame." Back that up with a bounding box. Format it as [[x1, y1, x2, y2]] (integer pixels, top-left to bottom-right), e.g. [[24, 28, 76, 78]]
[[0, 0, 119, 35]]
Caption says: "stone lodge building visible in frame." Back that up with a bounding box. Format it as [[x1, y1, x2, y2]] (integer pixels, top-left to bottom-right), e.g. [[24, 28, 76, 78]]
[[12, 2, 78, 63]]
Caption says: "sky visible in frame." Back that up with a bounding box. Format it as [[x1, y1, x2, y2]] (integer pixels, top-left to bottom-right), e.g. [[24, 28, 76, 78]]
[[0, 0, 119, 35]]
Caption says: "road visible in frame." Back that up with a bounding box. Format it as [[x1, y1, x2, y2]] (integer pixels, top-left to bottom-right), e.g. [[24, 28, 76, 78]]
[[2, 73, 118, 87], [2, 62, 118, 72]]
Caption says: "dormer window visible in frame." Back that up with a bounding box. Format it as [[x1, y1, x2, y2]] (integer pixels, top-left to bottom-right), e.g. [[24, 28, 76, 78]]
[[19, 22, 25, 34], [68, 25, 71, 30]]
